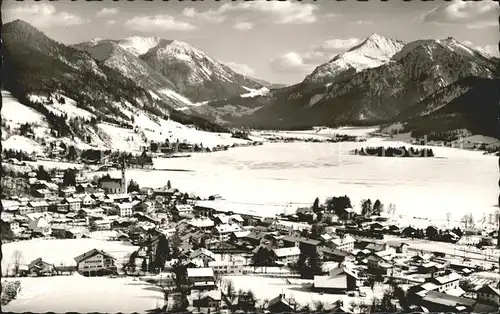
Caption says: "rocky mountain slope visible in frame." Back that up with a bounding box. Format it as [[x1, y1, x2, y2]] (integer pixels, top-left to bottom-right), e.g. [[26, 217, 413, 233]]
[[74, 37, 263, 104], [217, 35, 497, 134], [400, 76, 499, 139], [1, 19, 242, 153], [303, 34, 406, 86]]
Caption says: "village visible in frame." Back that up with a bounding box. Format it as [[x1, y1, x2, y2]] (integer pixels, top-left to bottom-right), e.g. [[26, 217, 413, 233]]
[[1, 155, 500, 313]]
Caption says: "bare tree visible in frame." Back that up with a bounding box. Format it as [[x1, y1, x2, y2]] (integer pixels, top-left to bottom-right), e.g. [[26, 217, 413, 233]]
[[11, 250, 23, 276], [388, 203, 397, 219]]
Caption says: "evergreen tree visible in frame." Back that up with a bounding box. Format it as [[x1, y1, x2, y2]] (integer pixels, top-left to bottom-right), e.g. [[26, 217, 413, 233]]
[[36, 166, 51, 181], [127, 179, 140, 193], [372, 199, 383, 215], [62, 169, 77, 186], [361, 199, 373, 217], [313, 197, 320, 212]]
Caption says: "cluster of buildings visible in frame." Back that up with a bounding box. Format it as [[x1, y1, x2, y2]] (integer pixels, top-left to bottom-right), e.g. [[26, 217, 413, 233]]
[[2, 165, 500, 313]]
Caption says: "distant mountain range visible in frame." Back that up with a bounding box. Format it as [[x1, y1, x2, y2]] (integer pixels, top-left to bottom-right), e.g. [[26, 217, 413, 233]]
[[201, 34, 498, 138], [2, 19, 499, 143]]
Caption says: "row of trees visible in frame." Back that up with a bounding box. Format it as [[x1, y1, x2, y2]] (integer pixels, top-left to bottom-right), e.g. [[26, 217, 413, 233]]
[[2, 149, 34, 161], [354, 146, 435, 158]]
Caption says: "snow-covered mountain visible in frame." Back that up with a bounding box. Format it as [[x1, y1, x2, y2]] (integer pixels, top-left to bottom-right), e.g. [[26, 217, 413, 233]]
[[303, 34, 406, 85], [2, 19, 237, 153], [74, 36, 263, 104], [223, 34, 497, 136]]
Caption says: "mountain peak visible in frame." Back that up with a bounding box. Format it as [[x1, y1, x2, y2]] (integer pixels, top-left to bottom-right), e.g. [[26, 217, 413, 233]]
[[118, 36, 164, 56], [4, 19, 41, 35]]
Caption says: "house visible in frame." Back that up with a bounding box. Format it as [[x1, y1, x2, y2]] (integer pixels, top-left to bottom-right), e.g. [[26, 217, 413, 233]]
[[214, 223, 241, 241], [418, 290, 475, 312], [59, 186, 76, 197], [430, 272, 462, 294], [272, 220, 311, 232], [173, 204, 193, 218], [139, 187, 154, 197], [318, 247, 350, 263], [190, 248, 216, 267], [2, 200, 21, 213], [476, 284, 500, 306], [313, 267, 358, 294], [33, 189, 53, 198], [366, 253, 392, 275], [187, 218, 215, 229], [27, 216, 52, 236], [192, 290, 222, 309], [98, 176, 123, 194], [52, 201, 70, 213], [328, 235, 356, 252], [208, 259, 245, 275], [64, 197, 81, 211], [76, 183, 95, 194], [74, 248, 116, 276], [187, 267, 215, 290], [272, 247, 301, 265], [365, 242, 389, 252], [27, 200, 49, 212], [266, 294, 297, 313], [27, 258, 56, 276], [81, 194, 95, 207], [213, 213, 244, 226], [115, 203, 133, 217], [299, 238, 321, 255], [386, 240, 409, 254], [418, 262, 447, 277], [2, 217, 23, 234]]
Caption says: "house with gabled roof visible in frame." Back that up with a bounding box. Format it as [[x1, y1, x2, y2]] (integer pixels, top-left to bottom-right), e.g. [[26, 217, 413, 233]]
[[313, 267, 358, 294], [74, 248, 116, 276], [190, 248, 217, 267], [272, 246, 301, 265], [27, 258, 56, 276], [476, 284, 500, 306], [266, 294, 297, 313]]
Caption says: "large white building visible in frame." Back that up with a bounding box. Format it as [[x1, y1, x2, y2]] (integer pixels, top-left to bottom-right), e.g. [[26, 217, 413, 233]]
[[74, 248, 116, 276]]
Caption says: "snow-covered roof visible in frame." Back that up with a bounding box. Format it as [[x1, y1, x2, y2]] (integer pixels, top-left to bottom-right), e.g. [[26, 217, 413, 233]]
[[187, 218, 214, 228], [190, 248, 216, 261], [74, 248, 115, 263], [28, 200, 49, 207], [65, 197, 81, 203], [187, 267, 214, 278], [175, 204, 193, 212], [116, 203, 133, 210], [433, 272, 462, 285], [273, 247, 301, 258], [215, 223, 241, 234]]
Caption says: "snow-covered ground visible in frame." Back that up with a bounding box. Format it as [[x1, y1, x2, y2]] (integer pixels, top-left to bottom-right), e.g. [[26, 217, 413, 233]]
[[2, 135, 45, 154], [28, 93, 95, 121], [2, 91, 48, 126], [224, 276, 385, 309], [241, 86, 270, 98], [94, 138, 496, 225], [3, 274, 165, 313], [2, 239, 137, 276]]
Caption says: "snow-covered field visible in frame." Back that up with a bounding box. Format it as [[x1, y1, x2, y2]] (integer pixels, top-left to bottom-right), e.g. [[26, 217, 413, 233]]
[[3, 274, 164, 313], [96, 136, 496, 225], [224, 276, 385, 309], [2, 239, 137, 276]]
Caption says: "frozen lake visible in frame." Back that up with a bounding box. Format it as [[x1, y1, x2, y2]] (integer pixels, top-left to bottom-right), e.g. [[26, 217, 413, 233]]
[[104, 139, 497, 225]]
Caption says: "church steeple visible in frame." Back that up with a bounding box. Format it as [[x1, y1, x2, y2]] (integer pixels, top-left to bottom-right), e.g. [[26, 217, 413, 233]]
[[121, 159, 127, 194]]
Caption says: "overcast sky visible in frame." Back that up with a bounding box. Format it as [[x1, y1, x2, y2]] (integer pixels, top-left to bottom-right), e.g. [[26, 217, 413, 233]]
[[3, 0, 498, 85]]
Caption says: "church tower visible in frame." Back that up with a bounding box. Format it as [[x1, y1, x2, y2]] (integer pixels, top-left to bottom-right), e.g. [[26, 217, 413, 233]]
[[121, 159, 127, 194]]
